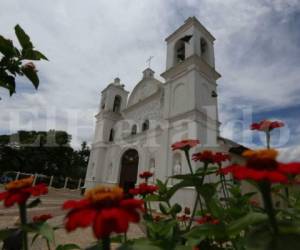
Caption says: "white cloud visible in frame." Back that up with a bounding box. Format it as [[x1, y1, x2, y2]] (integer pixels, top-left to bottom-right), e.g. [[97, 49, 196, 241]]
[[0, 0, 299, 157]]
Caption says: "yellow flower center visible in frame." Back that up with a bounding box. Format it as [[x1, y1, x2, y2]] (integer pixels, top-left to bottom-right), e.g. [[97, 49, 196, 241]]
[[243, 149, 278, 160], [85, 186, 123, 203], [5, 176, 34, 191]]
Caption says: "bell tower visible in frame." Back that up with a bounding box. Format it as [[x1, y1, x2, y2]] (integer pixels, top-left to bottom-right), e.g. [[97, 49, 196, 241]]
[[95, 77, 129, 143], [161, 17, 221, 145]]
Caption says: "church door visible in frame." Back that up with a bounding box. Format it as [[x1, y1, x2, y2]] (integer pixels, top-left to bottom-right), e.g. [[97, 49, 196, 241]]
[[119, 149, 139, 193]]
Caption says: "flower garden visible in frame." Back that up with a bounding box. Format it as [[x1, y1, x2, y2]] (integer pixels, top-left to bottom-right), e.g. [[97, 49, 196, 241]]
[[1, 120, 300, 250]]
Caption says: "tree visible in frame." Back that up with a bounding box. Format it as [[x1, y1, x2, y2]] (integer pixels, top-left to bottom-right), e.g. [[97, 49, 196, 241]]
[[0, 25, 47, 97], [0, 131, 89, 179]]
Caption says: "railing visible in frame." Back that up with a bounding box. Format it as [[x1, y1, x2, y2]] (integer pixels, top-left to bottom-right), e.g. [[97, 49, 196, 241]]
[[0, 171, 84, 190]]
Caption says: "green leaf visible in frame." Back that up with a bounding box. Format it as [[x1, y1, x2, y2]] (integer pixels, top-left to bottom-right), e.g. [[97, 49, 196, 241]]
[[0, 72, 16, 95], [21, 65, 39, 88], [169, 203, 182, 215], [159, 203, 168, 215], [0, 228, 17, 240], [0, 35, 16, 56], [56, 244, 81, 250], [227, 212, 268, 236], [184, 223, 227, 240], [22, 49, 48, 61], [27, 198, 41, 208], [23, 222, 55, 243], [198, 183, 217, 202], [245, 225, 300, 250], [15, 24, 33, 50]]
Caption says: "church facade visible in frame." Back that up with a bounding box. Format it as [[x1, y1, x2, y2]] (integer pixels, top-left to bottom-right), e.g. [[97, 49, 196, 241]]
[[84, 17, 245, 207]]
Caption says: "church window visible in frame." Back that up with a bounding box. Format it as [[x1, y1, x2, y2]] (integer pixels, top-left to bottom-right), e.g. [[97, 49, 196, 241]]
[[200, 38, 209, 62], [173, 153, 182, 183], [113, 95, 122, 112], [174, 40, 185, 64], [142, 120, 150, 131], [109, 128, 114, 142], [131, 124, 137, 135]]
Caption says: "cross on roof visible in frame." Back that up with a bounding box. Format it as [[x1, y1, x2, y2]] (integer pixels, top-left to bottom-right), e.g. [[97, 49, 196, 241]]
[[146, 56, 154, 68]]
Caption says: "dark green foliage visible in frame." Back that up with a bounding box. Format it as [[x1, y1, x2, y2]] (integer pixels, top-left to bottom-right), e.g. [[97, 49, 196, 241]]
[[0, 130, 90, 179], [0, 25, 47, 97]]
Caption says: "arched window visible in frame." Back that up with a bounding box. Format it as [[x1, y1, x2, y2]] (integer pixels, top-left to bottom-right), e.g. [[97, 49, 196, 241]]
[[174, 40, 185, 64], [142, 120, 149, 131], [200, 38, 209, 62], [109, 128, 114, 142], [113, 95, 121, 113], [131, 124, 137, 135]]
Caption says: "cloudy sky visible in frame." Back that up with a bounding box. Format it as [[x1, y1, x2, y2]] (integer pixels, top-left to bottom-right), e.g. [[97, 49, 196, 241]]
[[0, 0, 299, 161]]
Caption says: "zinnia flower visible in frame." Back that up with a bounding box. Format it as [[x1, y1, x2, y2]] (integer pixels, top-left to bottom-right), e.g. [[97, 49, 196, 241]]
[[192, 150, 230, 165], [63, 186, 143, 239], [219, 149, 300, 183], [171, 139, 199, 151], [129, 183, 158, 196], [0, 176, 48, 207], [139, 171, 153, 180], [197, 214, 220, 225], [250, 120, 284, 132], [33, 214, 53, 222]]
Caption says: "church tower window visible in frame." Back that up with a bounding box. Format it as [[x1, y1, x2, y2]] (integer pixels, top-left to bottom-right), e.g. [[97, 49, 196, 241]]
[[142, 120, 150, 131], [174, 40, 186, 64], [131, 124, 137, 135], [200, 38, 209, 62], [113, 95, 122, 112], [109, 128, 114, 142]]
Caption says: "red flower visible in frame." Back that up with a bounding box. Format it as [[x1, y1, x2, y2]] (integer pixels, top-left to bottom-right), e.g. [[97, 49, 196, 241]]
[[192, 150, 230, 164], [0, 177, 48, 207], [33, 214, 53, 222], [63, 186, 143, 239], [177, 214, 190, 222], [171, 139, 200, 151], [129, 183, 158, 196], [250, 120, 284, 132], [139, 171, 153, 180], [197, 214, 220, 225], [219, 149, 300, 183]]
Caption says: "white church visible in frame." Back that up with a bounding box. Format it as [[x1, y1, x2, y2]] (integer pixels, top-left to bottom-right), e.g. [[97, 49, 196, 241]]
[[84, 17, 246, 207]]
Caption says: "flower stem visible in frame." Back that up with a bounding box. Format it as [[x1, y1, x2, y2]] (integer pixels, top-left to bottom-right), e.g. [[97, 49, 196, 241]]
[[184, 150, 194, 175], [259, 182, 278, 234], [102, 237, 111, 250], [19, 204, 28, 250], [266, 131, 271, 149]]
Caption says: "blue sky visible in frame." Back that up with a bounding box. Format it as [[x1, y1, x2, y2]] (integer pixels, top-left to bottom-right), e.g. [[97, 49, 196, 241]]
[[0, 0, 299, 161]]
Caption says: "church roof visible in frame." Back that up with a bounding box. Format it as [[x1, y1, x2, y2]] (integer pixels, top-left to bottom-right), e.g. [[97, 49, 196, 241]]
[[126, 68, 163, 108]]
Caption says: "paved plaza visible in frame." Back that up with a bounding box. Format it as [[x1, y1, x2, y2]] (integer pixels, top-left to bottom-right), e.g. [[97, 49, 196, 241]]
[[0, 187, 144, 249]]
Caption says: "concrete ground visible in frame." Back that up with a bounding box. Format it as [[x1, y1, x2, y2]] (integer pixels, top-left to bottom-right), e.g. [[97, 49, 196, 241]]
[[0, 188, 145, 249]]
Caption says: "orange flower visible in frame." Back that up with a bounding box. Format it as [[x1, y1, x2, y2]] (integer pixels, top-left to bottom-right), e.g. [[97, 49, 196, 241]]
[[171, 139, 199, 151], [219, 149, 300, 183], [0, 177, 48, 207], [63, 185, 143, 239]]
